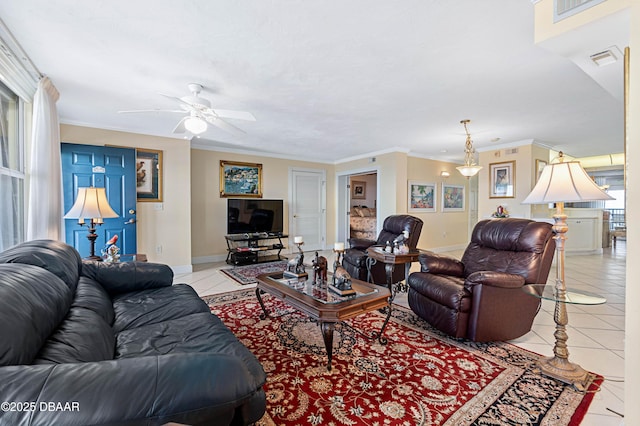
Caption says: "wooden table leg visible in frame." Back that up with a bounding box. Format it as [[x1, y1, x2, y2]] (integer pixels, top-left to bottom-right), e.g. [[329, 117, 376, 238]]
[[321, 322, 335, 371]]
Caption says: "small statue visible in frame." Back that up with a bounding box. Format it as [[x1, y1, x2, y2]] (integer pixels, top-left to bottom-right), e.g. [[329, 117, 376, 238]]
[[330, 265, 354, 295], [284, 241, 308, 278], [393, 230, 410, 254], [101, 234, 120, 263], [312, 251, 328, 282], [385, 241, 393, 253]]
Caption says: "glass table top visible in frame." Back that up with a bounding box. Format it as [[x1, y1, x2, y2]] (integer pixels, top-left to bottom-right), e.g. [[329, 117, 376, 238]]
[[523, 284, 606, 305], [265, 272, 379, 304]]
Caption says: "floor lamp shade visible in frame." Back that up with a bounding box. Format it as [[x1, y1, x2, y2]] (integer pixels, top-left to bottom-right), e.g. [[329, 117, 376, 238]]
[[64, 187, 119, 220], [523, 161, 613, 204]]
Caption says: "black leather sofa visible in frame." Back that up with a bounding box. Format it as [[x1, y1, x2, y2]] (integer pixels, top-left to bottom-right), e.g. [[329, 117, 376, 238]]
[[0, 239, 266, 426]]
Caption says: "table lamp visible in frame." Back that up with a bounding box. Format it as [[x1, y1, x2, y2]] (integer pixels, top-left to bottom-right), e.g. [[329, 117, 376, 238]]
[[522, 152, 613, 389], [64, 187, 119, 260]]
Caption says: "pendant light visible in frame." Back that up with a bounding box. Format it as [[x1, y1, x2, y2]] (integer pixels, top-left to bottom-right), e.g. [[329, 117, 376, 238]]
[[456, 119, 483, 178]]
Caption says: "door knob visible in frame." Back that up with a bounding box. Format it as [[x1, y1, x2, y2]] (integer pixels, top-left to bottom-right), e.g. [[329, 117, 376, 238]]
[[125, 218, 136, 225]]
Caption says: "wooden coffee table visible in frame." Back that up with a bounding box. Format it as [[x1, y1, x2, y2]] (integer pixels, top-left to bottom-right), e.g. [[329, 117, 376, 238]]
[[255, 272, 392, 370]]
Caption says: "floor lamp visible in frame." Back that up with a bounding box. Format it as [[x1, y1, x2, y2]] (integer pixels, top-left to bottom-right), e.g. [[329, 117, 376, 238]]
[[64, 187, 119, 260], [523, 152, 613, 390]]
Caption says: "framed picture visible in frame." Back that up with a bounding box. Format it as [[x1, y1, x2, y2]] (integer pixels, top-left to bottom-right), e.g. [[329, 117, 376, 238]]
[[408, 181, 436, 212], [490, 161, 516, 198], [442, 184, 465, 212], [351, 181, 366, 199], [220, 160, 263, 198], [535, 159, 548, 183], [136, 148, 163, 202]]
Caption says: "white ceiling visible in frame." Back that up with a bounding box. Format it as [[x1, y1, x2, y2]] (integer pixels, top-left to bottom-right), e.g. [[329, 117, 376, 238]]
[[0, 0, 627, 163]]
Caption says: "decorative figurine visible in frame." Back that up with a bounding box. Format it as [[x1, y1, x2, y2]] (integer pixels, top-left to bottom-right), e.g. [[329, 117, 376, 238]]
[[329, 265, 355, 296], [284, 236, 308, 278], [101, 234, 120, 263], [312, 251, 328, 283], [394, 230, 410, 254]]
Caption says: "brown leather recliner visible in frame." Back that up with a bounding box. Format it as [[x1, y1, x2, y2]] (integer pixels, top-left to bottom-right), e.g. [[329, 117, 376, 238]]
[[407, 218, 555, 342], [343, 215, 423, 284]]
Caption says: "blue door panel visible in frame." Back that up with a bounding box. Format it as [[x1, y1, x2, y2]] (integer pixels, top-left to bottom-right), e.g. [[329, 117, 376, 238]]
[[61, 143, 137, 257]]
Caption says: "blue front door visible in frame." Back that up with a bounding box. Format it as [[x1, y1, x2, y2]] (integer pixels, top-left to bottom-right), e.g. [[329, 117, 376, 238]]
[[61, 143, 137, 256]]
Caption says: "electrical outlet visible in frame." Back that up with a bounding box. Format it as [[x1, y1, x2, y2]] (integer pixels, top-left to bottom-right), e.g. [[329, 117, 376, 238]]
[[156, 245, 162, 254]]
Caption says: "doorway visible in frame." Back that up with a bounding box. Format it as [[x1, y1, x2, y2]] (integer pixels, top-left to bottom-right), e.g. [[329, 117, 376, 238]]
[[288, 167, 326, 252], [61, 143, 138, 256], [336, 168, 379, 245]]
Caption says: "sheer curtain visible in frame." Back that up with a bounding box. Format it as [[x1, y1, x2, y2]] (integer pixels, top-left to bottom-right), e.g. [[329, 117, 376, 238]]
[[26, 76, 62, 241]]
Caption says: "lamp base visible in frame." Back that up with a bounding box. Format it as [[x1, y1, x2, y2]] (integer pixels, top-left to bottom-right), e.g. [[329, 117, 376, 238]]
[[536, 355, 592, 392]]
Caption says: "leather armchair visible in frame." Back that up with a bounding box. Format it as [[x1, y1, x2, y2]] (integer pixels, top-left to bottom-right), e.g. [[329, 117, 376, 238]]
[[343, 215, 423, 284], [407, 218, 555, 342]]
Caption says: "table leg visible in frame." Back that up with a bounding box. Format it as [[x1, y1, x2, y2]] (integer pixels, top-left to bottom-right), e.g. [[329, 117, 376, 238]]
[[385, 263, 396, 301], [321, 322, 335, 371], [255, 288, 270, 320]]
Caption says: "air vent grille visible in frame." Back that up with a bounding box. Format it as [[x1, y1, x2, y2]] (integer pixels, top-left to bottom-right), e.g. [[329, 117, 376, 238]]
[[554, 0, 606, 22]]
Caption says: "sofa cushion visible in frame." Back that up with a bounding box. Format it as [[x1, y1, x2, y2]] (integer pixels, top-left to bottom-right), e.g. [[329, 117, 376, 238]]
[[34, 307, 115, 364], [111, 284, 210, 333], [0, 264, 73, 366], [82, 261, 174, 295], [115, 312, 266, 381], [0, 239, 81, 293], [73, 277, 115, 325]]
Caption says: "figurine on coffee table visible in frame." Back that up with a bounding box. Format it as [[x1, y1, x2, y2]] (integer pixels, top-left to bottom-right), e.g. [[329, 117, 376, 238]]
[[284, 236, 308, 278]]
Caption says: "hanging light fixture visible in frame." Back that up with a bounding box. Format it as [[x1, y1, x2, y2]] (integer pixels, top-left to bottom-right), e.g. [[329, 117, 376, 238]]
[[456, 119, 483, 178], [184, 113, 208, 134]]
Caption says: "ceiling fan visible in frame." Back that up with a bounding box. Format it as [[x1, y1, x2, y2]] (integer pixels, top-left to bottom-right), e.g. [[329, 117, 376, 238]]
[[118, 83, 256, 136]]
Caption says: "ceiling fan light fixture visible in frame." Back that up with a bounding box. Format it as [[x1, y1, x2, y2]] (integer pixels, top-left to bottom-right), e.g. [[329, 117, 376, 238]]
[[456, 119, 483, 178], [184, 116, 207, 134]]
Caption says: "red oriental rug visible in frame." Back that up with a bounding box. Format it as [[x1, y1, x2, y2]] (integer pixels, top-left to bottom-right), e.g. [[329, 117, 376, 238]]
[[202, 289, 602, 426]]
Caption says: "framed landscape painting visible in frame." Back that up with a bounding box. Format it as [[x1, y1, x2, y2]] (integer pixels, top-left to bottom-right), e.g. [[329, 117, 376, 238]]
[[490, 161, 515, 198], [442, 184, 465, 212], [220, 160, 263, 198], [136, 148, 163, 202], [408, 181, 436, 212]]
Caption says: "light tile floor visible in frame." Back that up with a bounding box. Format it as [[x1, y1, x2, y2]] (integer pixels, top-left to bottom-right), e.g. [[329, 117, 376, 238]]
[[175, 241, 626, 425]]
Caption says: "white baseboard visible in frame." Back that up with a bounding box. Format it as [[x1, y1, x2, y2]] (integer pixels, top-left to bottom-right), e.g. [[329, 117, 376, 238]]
[[192, 254, 228, 264], [171, 264, 193, 274], [427, 244, 467, 253]]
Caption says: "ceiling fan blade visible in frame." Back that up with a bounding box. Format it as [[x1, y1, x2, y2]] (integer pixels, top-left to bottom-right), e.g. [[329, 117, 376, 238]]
[[210, 109, 256, 121], [204, 115, 246, 136], [118, 109, 185, 114], [172, 116, 188, 134]]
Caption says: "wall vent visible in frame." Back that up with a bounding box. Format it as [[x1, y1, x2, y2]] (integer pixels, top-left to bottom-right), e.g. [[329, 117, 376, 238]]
[[554, 0, 607, 22], [505, 148, 519, 156]]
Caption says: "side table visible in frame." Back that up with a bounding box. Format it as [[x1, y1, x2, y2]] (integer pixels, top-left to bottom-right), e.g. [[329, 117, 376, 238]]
[[522, 284, 606, 391], [365, 246, 421, 298]]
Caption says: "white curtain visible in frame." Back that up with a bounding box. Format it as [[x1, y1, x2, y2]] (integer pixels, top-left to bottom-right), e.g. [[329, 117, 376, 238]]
[[26, 76, 62, 241]]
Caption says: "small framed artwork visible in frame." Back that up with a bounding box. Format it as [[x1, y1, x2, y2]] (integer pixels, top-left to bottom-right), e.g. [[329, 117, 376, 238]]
[[535, 159, 548, 183], [136, 148, 163, 202], [220, 160, 263, 198], [408, 181, 436, 212], [351, 181, 366, 199], [442, 184, 465, 212], [490, 161, 516, 198]]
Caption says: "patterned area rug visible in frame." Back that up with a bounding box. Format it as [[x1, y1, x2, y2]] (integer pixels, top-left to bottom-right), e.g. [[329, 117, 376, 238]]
[[220, 261, 288, 285], [203, 289, 602, 426]]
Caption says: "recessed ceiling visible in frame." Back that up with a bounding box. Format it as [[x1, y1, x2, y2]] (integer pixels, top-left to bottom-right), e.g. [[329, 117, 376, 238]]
[[0, 0, 626, 163]]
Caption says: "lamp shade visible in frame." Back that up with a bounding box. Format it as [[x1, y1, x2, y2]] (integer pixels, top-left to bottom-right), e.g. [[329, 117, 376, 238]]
[[456, 164, 483, 177], [184, 116, 208, 134], [522, 161, 614, 204], [64, 187, 119, 220]]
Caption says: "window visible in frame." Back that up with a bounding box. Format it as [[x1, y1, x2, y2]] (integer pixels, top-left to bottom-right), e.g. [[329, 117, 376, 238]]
[[0, 80, 24, 251]]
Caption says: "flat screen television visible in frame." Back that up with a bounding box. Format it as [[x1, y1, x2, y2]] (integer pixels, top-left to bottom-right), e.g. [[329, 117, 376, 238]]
[[227, 199, 284, 235]]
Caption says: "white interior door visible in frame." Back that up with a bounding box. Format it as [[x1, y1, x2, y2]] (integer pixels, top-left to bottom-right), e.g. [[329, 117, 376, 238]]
[[289, 168, 326, 251]]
